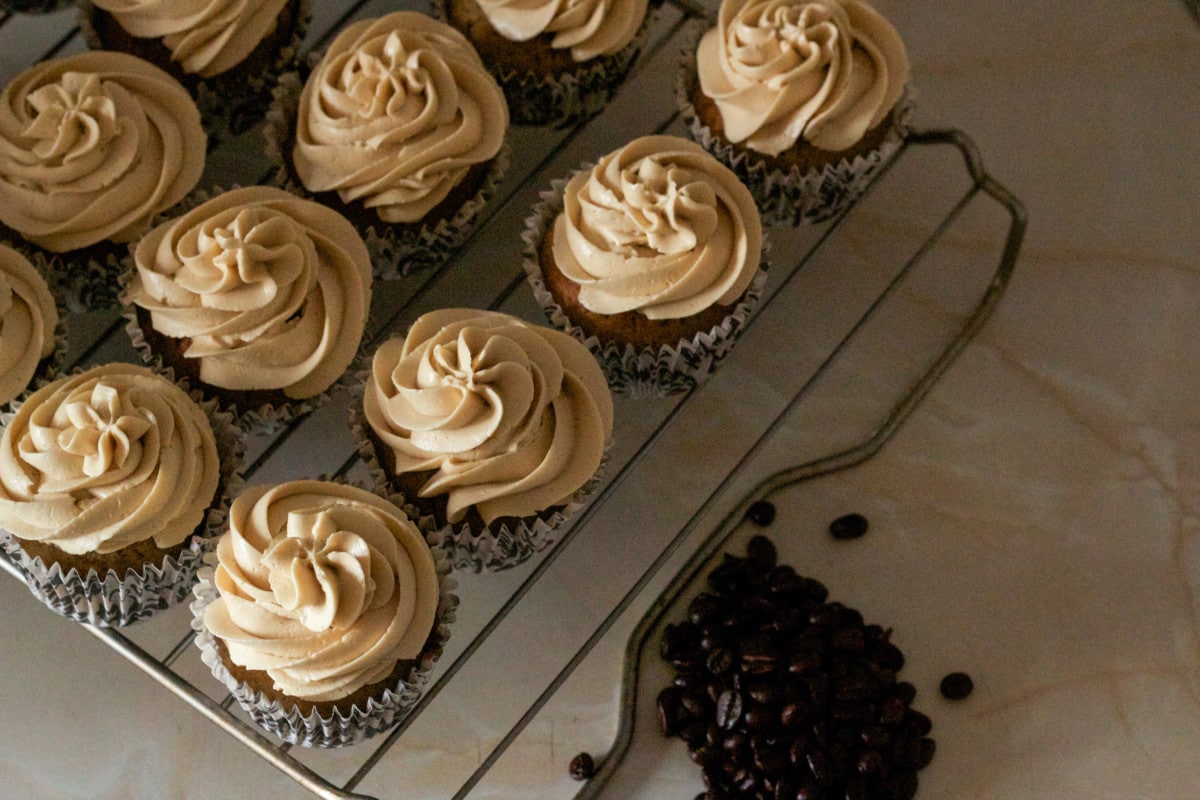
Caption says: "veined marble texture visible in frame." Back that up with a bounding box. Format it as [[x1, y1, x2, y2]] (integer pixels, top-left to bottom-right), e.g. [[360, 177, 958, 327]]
[[0, 1, 1198, 799]]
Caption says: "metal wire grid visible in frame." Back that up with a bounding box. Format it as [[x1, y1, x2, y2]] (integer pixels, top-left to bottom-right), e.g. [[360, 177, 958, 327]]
[[0, 3, 1025, 799]]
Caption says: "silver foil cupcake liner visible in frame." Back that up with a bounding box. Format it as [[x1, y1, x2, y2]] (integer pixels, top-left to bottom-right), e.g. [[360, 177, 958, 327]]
[[349, 375, 607, 572], [264, 70, 510, 280], [190, 519, 458, 748], [675, 20, 912, 226], [522, 177, 769, 397], [0, 387, 245, 627]]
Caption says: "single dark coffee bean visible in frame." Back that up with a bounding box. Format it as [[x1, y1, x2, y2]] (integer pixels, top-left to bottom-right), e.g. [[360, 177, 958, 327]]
[[707, 646, 736, 676], [894, 681, 917, 705], [747, 534, 778, 566], [832, 626, 865, 653], [916, 736, 937, 769], [568, 752, 595, 781], [716, 689, 745, 731], [806, 749, 836, 787], [746, 500, 776, 526], [856, 749, 884, 775], [939, 671, 974, 700], [904, 709, 933, 737], [689, 593, 722, 626], [656, 686, 684, 736], [829, 512, 869, 540]]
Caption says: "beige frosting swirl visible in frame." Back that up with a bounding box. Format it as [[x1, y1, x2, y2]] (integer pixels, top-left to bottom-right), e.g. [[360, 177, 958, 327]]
[[0, 364, 220, 556], [129, 187, 372, 400], [91, 0, 291, 78], [697, 0, 908, 155], [293, 12, 508, 225], [474, 0, 648, 62], [0, 51, 205, 253], [364, 308, 614, 525], [203, 480, 440, 703], [0, 245, 58, 406], [552, 135, 762, 319]]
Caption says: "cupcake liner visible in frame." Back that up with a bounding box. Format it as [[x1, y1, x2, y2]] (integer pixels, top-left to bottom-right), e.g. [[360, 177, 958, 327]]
[[349, 376, 608, 572], [78, 0, 311, 145], [190, 516, 458, 748], [675, 20, 913, 226], [431, 0, 657, 128], [1, 246, 68, 417], [521, 177, 769, 397], [0, 386, 245, 627]]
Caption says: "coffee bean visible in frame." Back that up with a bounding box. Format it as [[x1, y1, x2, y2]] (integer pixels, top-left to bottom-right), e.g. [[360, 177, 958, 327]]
[[747, 534, 778, 566], [939, 671, 974, 700], [656, 686, 683, 736], [716, 689, 744, 731], [568, 752, 595, 781], [916, 737, 937, 769], [806, 749, 835, 786], [856, 749, 884, 775], [707, 646, 736, 676], [746, 500, 776, 526], [829, 513, 869, 540]]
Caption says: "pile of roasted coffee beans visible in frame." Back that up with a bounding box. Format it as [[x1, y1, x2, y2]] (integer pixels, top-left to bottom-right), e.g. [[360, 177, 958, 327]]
[[656, 534, 934, 800]]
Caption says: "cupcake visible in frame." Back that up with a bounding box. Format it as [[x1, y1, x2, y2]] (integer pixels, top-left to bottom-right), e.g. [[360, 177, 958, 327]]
[[268, 11, 509, 278], [122, 186, 373, 430], [357, 308, 614, 571], [439, 0, 653, 126], [0, 243, 62, 413], [680, 0, 911, 224], [0, 363, 237, 626], [79, 0, 310, 138], [524, 135, 767, 396], [0, 51, 206, 310], [192, 479, 454, 747]]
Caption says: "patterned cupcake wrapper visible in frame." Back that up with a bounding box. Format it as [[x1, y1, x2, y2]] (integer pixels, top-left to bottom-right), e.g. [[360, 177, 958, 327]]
[[675, 20, 913, 227], [521, 178, 769, 397], [78, 0, 312, 145], [190, 525, 458, 748], [0, 246, 68, 417], [430, 0, 657, 128], [264, 70, 510, 280], [0, 390, 245, 627], [348, 377, 608, 572]]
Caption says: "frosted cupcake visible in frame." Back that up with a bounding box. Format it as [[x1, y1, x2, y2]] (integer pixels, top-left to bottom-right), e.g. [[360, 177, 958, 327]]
[[680, 0, 911, 224], [524, 135, 766, 396], [357, 308, 614, 570], [122, 186, 373, 429], [0, 51, 206, 310], [268, 12, 509, 278], [0, 243, 61, 413], [79, 0, 310, 138], [0, 363, 237, 626], [192, 480, 454, 747], [439, 0, 654, 125]]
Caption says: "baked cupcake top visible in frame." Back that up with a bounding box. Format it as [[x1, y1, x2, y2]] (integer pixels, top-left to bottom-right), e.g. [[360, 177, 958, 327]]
[[128, 186, 372, 400], [203, 480, 440, 703], [472, 0, 648, 62], [0, 51, 206, 253], [696, 0, 908, 156], [552, 135, 762, 320], [364, 308, 614, 525], [0, 244, 58, 407], [89, 0, 291, 78], [292, 12, 508, 225], [0, 363, 220, 556]]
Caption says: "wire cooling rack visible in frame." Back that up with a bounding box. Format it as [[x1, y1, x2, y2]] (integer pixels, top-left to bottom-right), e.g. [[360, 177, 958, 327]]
[[0, 2, 1025, 798]]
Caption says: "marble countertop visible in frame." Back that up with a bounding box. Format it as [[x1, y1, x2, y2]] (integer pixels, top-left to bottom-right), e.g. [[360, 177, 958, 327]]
[[1, 1, 1198, 799]]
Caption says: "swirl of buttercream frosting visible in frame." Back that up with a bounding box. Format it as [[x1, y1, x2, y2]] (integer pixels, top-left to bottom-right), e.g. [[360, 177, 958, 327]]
[[128, 186, 372, 400], [0, 363, 220, 556], [0, 244, 58, 406], [472, 0, 648, 62], [552, 135, 762, 320], [90, 0, 291, 79], [696, 0, 908, 155], [0, 51, 205, 253], [202, 480, 440, 703], [364, 308, 614, 525], [292, 12, 508, 225]]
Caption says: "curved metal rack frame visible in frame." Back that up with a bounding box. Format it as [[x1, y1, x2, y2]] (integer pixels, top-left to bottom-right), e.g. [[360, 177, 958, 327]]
[[0, 3, 1025, 799]]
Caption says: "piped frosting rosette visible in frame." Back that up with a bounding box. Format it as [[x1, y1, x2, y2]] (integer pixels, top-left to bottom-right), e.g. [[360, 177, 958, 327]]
[[266, 12, 509, 277], [0, 50, 206, 308], [0, 243, 63, 413], [191, 480, 455, 747], [121, 186, 372, 431], [679, 0, 912, 224], [0, 363, 242, 626], [523, 135, 768, 396], [355, 308, 614, 571]]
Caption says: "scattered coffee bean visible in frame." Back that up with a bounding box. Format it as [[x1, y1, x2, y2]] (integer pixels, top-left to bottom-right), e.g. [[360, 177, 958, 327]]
[[829, 512, 870, 540], [568, 751, 595, 781], [746, 534, 778, 567], [746, 500, 776, 527], [939, 671, 975, 700]]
